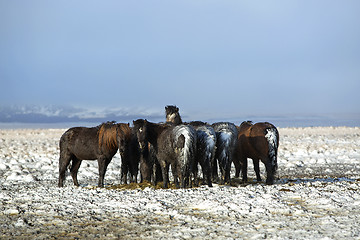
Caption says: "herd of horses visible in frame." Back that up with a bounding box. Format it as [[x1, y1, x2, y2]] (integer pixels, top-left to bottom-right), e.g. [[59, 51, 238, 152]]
[[58, 105, 279, 188]]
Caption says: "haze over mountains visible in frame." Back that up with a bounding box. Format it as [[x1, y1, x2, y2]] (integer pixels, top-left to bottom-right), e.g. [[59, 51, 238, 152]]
[[0, 104, 359, 128], [0, 105, 164, 124]]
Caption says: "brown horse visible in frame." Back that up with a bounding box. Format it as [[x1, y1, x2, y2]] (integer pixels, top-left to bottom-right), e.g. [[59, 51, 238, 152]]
[[234, 121, 279, 184], [58, 121, 132, 187]]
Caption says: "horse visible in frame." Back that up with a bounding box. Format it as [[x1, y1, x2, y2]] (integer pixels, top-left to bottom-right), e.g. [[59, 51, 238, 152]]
[[58, 121, 132, 187], [165, 106, 215, 187], [234, 121, 279, 185], [165, 105, 182, 125], [120, 130, 140, 184], [127, 105, 180, 184], [212, 122, 238, 184], [133, 119, 196, 188], [188, 121, 216, 187]]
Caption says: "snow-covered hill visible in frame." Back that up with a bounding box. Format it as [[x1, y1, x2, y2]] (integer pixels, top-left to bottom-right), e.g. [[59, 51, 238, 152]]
[[0, 105, 163, 124]]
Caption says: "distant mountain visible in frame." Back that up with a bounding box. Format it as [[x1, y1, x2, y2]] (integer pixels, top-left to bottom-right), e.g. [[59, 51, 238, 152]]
[[1, 105, 359, 127], [0, 105, 164, 123]]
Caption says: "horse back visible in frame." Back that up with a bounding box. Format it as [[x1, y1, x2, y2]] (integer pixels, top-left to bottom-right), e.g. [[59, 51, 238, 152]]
[[60, 127, 100, 160], [157, 127, 177, 160], [240, 122, 278, 159]]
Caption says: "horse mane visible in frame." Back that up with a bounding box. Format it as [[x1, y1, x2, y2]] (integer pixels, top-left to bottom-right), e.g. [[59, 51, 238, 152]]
[[240, 121, 253, 128], [116, 123, 132, 140], [98, 121, 119, 150], [188, 121, 208, 126]]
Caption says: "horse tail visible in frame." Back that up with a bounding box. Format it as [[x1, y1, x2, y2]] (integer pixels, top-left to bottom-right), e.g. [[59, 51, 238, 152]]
[[212, 122, 238, 183], [175, 125, 196, 187], [264, 126, 279, 171]]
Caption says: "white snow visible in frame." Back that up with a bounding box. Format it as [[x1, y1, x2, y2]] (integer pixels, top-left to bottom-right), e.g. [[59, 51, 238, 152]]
[[0, 127, 360, 239]]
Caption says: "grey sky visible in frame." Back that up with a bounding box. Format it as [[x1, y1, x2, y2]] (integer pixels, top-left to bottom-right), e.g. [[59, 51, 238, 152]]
[[1, 1, 359, 120]]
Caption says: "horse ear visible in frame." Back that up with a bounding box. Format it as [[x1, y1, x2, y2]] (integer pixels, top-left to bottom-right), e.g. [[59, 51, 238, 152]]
[[127, 123, 130, 126]]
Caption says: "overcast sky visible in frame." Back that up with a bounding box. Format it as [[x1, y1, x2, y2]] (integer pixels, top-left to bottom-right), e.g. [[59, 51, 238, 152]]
[[1, 1, 359, 120]]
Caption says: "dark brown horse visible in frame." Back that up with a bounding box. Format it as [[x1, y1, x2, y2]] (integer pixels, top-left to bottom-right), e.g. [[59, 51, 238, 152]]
[[133, 119, 196, 188], [120, 130, 140, 184], [58, 122, 132, 187], [234, 121, 279, 184]]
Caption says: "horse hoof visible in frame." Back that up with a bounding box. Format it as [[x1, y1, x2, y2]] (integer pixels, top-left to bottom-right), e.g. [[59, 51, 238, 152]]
[[266, 180, 274, 185]]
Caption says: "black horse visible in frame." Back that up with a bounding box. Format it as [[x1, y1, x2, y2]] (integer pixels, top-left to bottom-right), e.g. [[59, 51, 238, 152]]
[[133, 119, 196, 188], [212, 122, 238, 184], [234, 121, 279, 184], [188, 121, 216, 187], [165, 107, 215, 187], [165, 105, 182, 125], [58, 122, 132, 187]]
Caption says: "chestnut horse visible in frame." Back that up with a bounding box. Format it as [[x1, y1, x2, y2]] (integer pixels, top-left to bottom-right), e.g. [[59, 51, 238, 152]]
[[234, 121, 279, 184], [58, 122, 131, 187], [133, 119, 196, 188]]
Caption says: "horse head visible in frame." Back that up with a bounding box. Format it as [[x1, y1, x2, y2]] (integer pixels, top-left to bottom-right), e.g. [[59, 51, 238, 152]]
[[165, 105, 182, 124], [133, 119, 148, 151]]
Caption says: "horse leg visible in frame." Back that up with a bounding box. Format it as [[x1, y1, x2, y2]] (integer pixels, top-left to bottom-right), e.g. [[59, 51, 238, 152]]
[[139, 160, 150, 183], [218, 161, 226, 185], [192, 160, 199, 187], [98, 157, 111, 187], [264, 160, 275, 185], [58, 151, 72, 187], [70, 157, 82, 186], [154, 157, 163, 182], [204, 160, 213, 187], [233, 157, 241, 178], [152, 161, 157, 186], [226, 160, 232, 184], [159, 160, 169, 189], [130, 167, 138, 183], [253, 159, 262, 182], [120, 157, 129, 184], [241, 157, 248, 183], [171, 164, 180, 189], [131, 154, 140, 184], [212, 159, 219, 182]]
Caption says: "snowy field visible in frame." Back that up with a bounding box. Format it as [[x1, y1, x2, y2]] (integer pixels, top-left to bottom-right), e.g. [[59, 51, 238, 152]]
[[1, 127, 360, 239]]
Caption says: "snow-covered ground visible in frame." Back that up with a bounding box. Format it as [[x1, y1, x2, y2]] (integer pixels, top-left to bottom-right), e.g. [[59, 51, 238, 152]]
[[1, 127, 360, 239]]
